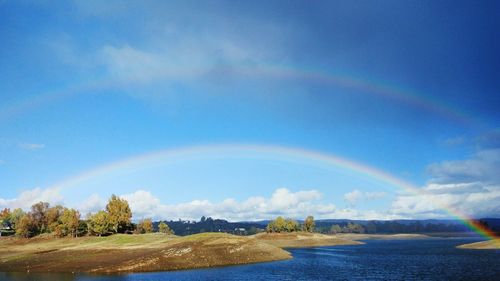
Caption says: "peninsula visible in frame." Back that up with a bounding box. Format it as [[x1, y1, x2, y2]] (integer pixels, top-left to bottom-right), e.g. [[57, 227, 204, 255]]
[[0, 232, 360, 273]]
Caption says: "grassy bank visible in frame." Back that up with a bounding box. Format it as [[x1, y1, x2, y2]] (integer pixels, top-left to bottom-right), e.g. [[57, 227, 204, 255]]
[[0, 233, 291, 273]]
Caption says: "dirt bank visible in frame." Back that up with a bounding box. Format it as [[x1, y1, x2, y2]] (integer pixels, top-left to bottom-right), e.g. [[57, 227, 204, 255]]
[[0, 233, 291, 273]]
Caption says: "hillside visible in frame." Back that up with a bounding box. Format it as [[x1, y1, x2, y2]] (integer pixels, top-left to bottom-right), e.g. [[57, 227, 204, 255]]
[[0, 233, 291, 273]]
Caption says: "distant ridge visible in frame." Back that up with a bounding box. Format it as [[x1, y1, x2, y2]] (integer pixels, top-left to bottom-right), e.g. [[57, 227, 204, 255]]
[[153, 218, 500, 236]]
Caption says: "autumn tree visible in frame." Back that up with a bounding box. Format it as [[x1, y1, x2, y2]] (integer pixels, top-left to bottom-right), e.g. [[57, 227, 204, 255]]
[[10, 208, 25, 230], [105, 195, 132, 233], [158, 221, 173, 234], [16, 214, 36, 238], [274, 216, 286, 232], [88, 211, 111, 236], [266, 217, 299, 233], [137, 218, 154, 234], [30, 201, 50, 233], [46, 205, 64, 233], [60, 208, 81, 237], [285, 219, 299, 232], [0, 208, 11, 228], [303, 216, 315, 232]]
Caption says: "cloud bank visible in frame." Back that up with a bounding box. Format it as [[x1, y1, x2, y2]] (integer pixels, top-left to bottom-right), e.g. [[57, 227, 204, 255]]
[[0, 187, 399, 221], [391, 148, 500, 218]]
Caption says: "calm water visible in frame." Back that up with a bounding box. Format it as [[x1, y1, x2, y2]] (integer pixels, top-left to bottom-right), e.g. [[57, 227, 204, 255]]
[[1, 238, 499, 280]]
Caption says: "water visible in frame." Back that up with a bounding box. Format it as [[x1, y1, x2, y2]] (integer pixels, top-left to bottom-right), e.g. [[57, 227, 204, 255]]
[[1, 238, 498, 280]]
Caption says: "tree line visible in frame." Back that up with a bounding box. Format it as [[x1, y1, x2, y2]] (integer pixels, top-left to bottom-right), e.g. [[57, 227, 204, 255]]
[[266, 215, 315, 233], [0, 195, 173, 238]]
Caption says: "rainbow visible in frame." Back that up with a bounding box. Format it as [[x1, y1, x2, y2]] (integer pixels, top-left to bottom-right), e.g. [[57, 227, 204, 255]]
[[48, 143, 497, 240], [231, 64, 479, 126], [0, 65, 480, 127]]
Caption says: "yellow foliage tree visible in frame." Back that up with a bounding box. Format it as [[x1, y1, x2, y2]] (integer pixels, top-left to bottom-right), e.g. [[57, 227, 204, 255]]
[[137, 218, 154, 234], [158, 221, 173, 234], [60, 208, 81, 237], [105, 195, 132, 233], [88, 211, 111, 236]]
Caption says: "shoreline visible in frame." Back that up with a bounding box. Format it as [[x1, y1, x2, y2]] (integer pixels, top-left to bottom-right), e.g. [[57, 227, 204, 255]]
[[457, 239, 500, 250], [0, 232, 441, 274], [0, 233, 290, 274], [335, 233, 431, 240]]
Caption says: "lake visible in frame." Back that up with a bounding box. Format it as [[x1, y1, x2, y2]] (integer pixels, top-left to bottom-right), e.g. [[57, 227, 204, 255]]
[[1, 238, 499, 280]]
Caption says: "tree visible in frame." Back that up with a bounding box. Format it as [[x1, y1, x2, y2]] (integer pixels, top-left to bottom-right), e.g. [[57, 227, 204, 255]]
[[46, 205, 64, 233], [10, 208, 25, 230], [60, 208, 80, 237], [0, 208, 11, 228], [105, 195, 132, 233], [266, 217, 298, 233], [137, 218, 154, 234], [16, 214, 36, 238], [0, 208, 12, 236], [31, 202, 50, 234], [88, 211, 111, 236], [77, 219, 88, 237], [285, 219, 299, 232], [304, 216, 315, 232], [266, 220, 276, 233], [330, 224, 342, 234], [158, 221, 173, 234], [274, 216, 286, 232], [345, 222, 365, 233]]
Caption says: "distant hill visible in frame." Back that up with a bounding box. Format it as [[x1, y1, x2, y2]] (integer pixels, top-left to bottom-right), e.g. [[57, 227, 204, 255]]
[[153, 217, 499, 236]]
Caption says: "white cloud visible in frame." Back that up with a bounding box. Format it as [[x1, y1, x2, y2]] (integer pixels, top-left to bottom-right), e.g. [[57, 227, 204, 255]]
[[344, 190, 362, 205], [0, 187, 399, 221], [121, 188, 329, 221], [389, 148, 500, 218], [78, 194, 106, 216], [0, 187, 63, 210], [390, 183, 500, 219], [427, 148, 500, 184], [120, 188, 395, 221], [18, 143, 45, 150], [344, 189, 386, 206]]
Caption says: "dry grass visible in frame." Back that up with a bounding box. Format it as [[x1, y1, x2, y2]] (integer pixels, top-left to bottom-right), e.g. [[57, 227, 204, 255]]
[[0, 233, 291, 273]]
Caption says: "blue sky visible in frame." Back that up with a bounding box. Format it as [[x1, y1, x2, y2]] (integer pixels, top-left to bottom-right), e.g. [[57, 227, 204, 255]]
[[1, 1, 499, 220]]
